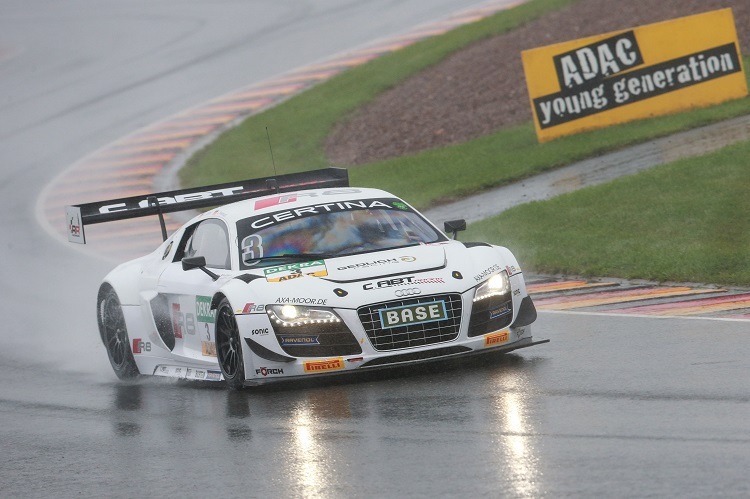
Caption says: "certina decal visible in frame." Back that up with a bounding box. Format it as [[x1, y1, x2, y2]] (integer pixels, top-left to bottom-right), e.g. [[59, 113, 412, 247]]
[[240, 197, 408, 232], [474, 264, 501, 282], [280, 336, 320, 346], [254, 189, 362, 210], [99, 186, 246, 214], [240, 303, 265, 313], [379, 301, 447, 328], [303, 358, 345, 373], [275, 297, 328, 306], [195, 296, 216, 323], [201, 341, 217, 357], [363, 276, 446, 290], [256, 367, 285, 376], [132, 339, 151, 354], [394, 288, 421, 297], [338, 255, 416, 271], [484, 330, 510, 347], [264, 260, 328, 282]]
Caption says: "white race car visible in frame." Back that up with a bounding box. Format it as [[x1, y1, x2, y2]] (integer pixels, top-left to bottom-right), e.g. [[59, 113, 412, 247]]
[[67, 168, 546, 388]]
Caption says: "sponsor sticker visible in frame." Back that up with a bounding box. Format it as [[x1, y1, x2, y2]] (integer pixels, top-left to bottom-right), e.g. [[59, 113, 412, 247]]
[[275, 297, 327, 306], [132, 339, 151, 354], [195, 295, 215, 323], [240, 303, 265, 314], [263, 260, 328, 282], [338, 255, 416, 271], [201, 341, 217, 357], [65, 206, 85, 244], [474, 264, 501, 282], [280, 336, 320, 346], [255, 194, 298, 210], [303, 358, 345, 373], [484, 330, 510, 347], [255, 367, 285, 376], [489, 304, 512, 319], [379, 301, 447, 329], [363, 276, 445, 290]]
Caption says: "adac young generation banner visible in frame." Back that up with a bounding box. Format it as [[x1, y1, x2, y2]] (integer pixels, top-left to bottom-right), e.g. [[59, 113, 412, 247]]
[[521, 9, 748, 142]]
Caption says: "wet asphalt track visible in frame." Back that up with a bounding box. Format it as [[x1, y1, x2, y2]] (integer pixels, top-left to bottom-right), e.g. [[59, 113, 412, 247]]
[[1, 1, 749, 497]]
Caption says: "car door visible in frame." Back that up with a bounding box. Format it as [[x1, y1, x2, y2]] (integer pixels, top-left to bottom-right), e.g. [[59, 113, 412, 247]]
[[155, 218, 235, 363]]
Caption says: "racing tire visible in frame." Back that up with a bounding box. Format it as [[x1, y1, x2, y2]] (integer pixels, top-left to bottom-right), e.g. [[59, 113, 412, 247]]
[[97, 284, 140, 379], [215, 298, 246, 390]]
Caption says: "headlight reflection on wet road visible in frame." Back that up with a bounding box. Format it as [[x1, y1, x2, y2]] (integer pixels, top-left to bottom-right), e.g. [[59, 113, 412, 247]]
[[493, 376, 542, 497]]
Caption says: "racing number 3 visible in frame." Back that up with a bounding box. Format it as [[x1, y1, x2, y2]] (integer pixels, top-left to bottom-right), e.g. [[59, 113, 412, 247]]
[[241, 235, 264, 264]]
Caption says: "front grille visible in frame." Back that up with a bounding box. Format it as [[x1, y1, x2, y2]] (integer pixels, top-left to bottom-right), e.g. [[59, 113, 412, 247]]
[[467, 292, 513, 337], [272, 322, 362, 357], [357, 294, 462, 351]]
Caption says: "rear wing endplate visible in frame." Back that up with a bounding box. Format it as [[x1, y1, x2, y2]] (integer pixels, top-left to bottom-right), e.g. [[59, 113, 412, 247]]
[[65, 167, 349, 244]]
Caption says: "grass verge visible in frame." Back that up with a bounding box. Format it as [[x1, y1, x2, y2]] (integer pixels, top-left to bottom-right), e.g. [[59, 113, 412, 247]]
[[180, 0, 750, 285], [180, 0, 577, 189], [464, 140, 750, 286]]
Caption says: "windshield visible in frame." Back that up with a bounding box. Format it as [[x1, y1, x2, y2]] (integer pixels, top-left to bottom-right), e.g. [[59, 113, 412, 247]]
[[236, 197, 446, 268]]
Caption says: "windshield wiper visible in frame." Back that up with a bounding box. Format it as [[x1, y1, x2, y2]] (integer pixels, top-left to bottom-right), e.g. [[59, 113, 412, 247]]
[[245, 253, 338, 264]]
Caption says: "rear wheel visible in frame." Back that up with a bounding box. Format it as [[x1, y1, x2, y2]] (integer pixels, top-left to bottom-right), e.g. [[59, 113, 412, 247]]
[[97, 285, 140, 379], [215, 298, 246, 390]]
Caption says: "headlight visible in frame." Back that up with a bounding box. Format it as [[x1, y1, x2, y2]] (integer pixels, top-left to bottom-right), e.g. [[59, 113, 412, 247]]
[[473, 270, 510, 302], [267, 305, 342, 327]]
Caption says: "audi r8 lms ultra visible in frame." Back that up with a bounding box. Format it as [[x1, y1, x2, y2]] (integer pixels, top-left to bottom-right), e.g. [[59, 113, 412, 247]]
[[66, 168, 546, 388]]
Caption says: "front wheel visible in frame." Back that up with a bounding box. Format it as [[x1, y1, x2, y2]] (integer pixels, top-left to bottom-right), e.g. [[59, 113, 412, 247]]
[[215, 298, 246, 390], [97, 284, 140, 379]]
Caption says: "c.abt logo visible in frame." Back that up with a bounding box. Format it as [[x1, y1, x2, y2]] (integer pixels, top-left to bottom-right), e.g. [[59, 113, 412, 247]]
[[303, 358, 345, 374], [484, 330, 510, 347]]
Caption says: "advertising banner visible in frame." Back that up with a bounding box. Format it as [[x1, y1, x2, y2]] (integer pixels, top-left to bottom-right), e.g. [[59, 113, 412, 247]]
[[522, 9, 747, 142]]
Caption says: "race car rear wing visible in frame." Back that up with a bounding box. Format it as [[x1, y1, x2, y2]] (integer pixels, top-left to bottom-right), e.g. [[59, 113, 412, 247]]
[[65, 167, 349, 244]]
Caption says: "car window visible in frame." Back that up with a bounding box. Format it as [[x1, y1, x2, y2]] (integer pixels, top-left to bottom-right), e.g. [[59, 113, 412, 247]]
[[183, 219, 231, 269], [236, 197, 447, 269]]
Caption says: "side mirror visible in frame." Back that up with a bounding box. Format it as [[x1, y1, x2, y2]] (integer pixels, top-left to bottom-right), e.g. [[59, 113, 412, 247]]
[[444, 219, 466, 240], [181, 256, 219, 281], [182, 256, 207, 271]]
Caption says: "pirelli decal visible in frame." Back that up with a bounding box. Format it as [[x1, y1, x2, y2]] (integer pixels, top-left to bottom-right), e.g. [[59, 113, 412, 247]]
[[484, 330, 509, 347], [522, 9, 747, 142], [303, 358, 345, 374]]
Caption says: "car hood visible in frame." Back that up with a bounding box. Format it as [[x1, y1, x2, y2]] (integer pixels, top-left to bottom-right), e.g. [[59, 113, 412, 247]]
[[323, 245, 446, 282]]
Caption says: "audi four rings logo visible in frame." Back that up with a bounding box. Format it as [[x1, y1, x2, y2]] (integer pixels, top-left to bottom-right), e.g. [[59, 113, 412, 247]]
[[395, 288, 421, 297]]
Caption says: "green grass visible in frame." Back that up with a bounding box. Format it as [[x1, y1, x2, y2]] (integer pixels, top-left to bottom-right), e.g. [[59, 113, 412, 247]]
[[180, 0, 750, 285], [180, 0, 578, 189], [464, 140, 750, 286]]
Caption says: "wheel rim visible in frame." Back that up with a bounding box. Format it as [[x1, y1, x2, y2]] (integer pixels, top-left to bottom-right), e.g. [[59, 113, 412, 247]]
[[102, 294, 128, 368], [217, 305, 241, 379]]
